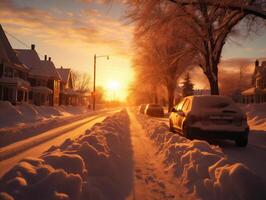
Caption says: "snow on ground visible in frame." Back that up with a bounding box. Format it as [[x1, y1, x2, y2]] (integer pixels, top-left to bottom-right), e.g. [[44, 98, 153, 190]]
[[240, 103, 266, 131], [0, 109, 133, 200], [136, 113, 266, 200], [0, 101, 91, 147]]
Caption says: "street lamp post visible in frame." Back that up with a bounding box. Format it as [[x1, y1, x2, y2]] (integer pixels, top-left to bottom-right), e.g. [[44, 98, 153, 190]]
[[92, 54, 109, 110]]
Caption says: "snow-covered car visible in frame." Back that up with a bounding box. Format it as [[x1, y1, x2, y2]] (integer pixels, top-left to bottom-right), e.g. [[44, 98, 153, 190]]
[[169, 95, 249, 147], [139, 104, 147, 114], [145, 104, 164, 117]]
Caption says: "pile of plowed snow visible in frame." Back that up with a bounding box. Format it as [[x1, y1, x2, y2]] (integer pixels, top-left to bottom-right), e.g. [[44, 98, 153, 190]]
[[137, 115, 266, 200], [240, 103, 266, 130], [0, 110, 133, 200], [0, 101, 90, 147], [0, 101, 87, 128]]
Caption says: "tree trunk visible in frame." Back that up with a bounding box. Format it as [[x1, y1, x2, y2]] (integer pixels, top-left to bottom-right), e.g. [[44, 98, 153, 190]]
[[153, 85, 158, 104], [167, 85, 175, 112], [207, 75, 219, 95], [154, 93, 158, 104]]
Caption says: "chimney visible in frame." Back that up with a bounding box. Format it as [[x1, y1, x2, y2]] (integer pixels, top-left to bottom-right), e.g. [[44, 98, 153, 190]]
[[255, 60, 259, 67], [61, 66, 63, 69], [48, 57, 51, 61], [44, 55, 47, 61], [31, 44, 35, 50]]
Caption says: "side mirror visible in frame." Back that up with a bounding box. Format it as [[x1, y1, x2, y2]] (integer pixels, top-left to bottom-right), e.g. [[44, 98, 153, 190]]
[[171, 107, 177, 112]]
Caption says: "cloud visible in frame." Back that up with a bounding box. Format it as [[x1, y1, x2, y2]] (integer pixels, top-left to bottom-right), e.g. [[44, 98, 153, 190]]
[[185, 57, 266, 95], [0, 0, 132, 56]]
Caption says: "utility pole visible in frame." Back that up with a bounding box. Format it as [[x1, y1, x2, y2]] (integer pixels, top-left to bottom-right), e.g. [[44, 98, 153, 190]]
[[92, 54, 109, 111], [93, 54, 96, 110]]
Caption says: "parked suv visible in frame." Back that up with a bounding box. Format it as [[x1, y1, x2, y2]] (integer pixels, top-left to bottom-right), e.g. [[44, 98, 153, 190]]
[[169, 95, 249, 147]]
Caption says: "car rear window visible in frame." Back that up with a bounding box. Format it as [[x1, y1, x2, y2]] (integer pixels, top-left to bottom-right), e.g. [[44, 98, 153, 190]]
[[149, 104, 161, 107], [195, 96, 234, 109]]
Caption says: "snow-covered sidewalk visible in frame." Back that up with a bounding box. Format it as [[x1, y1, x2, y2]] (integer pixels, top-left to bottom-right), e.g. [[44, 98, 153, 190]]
[[126, 111, 189, 200]]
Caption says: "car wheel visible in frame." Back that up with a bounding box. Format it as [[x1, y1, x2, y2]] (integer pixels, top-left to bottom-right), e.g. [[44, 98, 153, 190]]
[[235, 135, 248, 147], [183, 123, 192, 140], [169, 119, 175, 132]]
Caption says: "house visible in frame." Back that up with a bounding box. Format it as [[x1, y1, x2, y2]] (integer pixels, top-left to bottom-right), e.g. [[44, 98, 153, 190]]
[[0, 25, 30, 105], [56, 67, 79, 106], [193, 89, 211, 96], [241, 60, 266, 104], [41, 57, 61, 106], [16, 45, 53, 106]]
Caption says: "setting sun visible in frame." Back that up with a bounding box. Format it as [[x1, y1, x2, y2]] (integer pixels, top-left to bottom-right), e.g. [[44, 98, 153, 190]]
[[107, 80, 120, 90], [105, 80, 128, 101]]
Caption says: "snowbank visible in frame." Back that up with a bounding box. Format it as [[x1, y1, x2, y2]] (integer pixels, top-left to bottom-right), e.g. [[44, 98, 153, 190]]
[[137, 115, 266, 200], [0, 101, 89, 147], [0, 101, 87, 128], [240, 103, 266, 130], [0, 109, 133, 200]]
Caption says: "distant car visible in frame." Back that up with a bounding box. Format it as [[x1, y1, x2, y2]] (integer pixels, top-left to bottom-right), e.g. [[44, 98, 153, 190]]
[[145, 104, 164, 117], [139, 104, 147, 114], [169, 95, 249, 147]]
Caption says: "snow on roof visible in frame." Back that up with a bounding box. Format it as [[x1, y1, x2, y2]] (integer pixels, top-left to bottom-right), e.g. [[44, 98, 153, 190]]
[[56, 68, 71, 83], [0, 24, 29, 72], [241, 87, 266, 95], [15, 49, 47, 77], [41, 60, 62, 80]]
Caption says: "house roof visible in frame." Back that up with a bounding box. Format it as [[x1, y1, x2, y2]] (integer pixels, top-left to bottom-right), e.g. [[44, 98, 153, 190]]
[[15, 49, 47, 77], [56, 68, 71, 83], [16, 47, 62, 80], [0, 24, 29, 71], [41, 60, 62, 80], [241, 87, 266, 95]]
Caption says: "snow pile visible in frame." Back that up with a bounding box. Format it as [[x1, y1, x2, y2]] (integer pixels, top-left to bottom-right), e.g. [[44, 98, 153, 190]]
[[0, 110, 132, 200], [0, 101, 89, 147], [138, 115, 266, 200], [0, 101, 88, 128], [240, 103, 266, 130]]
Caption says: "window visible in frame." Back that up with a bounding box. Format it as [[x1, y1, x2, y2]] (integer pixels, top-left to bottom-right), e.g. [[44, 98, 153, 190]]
[[177, 99, 185, 110], [0, 64, 3, 77], [4, 67, 13, 77], [29, 91, 33, 100], [182, 99, 190, 111], [0, 85, 2, 100], [17, 90, 23, 102]]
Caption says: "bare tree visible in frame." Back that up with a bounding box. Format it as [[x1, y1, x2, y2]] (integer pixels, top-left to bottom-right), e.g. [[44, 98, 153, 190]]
[[72, 71, 91, 93], [127, 0, 266, 95]]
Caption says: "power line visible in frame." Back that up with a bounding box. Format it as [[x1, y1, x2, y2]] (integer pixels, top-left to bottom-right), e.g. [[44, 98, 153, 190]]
[[5, 30, 30, 49], [4, 30, 47, 60]]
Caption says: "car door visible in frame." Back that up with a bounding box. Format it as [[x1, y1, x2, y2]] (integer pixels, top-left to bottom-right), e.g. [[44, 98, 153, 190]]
[[176, 99, 189, 130], [179, 99, 191, 131], [172, 100, 184, 129]]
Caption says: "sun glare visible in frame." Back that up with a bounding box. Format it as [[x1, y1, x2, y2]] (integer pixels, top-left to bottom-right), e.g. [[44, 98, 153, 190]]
[[107, 80, 120, 90]]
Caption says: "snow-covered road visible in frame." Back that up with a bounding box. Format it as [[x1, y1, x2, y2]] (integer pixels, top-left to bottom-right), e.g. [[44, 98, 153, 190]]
[[0, 109, 119, 177]]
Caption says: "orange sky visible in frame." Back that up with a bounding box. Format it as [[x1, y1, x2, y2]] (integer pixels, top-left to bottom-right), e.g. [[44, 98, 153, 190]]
[[1, 0, 135, 101], [1, 0, 266, 100]]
